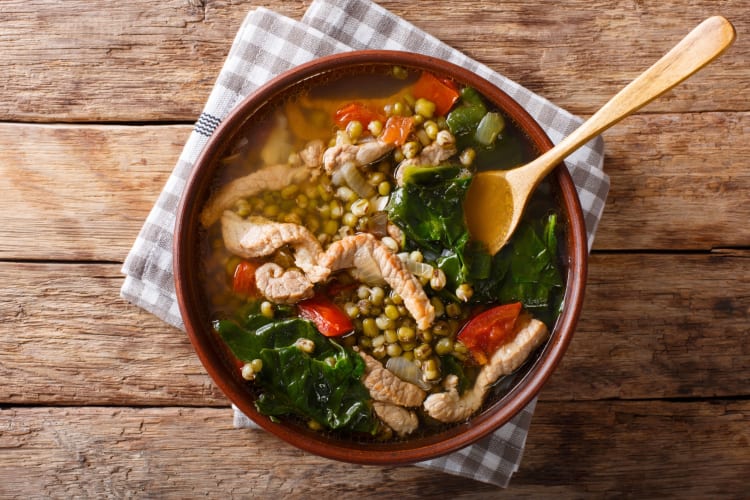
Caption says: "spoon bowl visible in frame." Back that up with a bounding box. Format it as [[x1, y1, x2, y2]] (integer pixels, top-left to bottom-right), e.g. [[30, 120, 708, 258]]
[[466, 15, 736, 255]]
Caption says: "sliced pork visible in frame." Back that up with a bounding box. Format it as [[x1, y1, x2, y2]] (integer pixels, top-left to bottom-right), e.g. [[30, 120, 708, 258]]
[[220, 212, 329, 283], [373, 402, 419, 437], [200, 163, 309, 227], [358, 350, 426, 408], [322, 139, 394, 174], [423, 317, 549, 423], [319, 233, 435, 330], [254, 263, 314, 304]]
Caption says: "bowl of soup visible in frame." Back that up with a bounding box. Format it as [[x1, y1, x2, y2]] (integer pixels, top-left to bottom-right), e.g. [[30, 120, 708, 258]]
[[173, 50, 587, 464]]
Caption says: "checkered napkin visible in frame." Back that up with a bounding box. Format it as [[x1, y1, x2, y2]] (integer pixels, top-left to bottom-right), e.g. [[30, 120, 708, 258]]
[[121, 0, 608, 488]]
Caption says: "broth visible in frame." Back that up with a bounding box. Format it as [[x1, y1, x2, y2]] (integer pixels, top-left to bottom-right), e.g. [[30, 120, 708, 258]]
[[198, 65, 565, 441]]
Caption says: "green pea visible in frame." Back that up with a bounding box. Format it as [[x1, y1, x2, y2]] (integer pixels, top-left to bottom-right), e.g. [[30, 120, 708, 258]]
[[397, 326, 416, 343], [323, 219, 339, 235], [414, 343, 432, 360], [347, 120, 363, 140], [384, 304, 400, 320], [280, 184, 299, 200], [386, 343, 403, 357], [384, 329, 398, 344], [368, 120, 383, 136], [263, 204, 280, 218], [362, 318, 379, 338], [260, 301, 275, 318], [435, 337, 454, 356], [295, 193, 309, 208], [370, 286, 385, 306], [414, 98, 436, 118], [342, 212, 358, 228]]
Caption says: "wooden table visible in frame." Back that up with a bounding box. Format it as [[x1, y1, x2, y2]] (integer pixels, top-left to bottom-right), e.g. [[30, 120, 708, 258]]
[[1, 1, 747, 497]]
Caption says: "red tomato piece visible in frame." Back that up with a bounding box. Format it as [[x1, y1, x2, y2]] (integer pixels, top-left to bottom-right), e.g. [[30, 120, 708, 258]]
[[457, 302, 523, 365], [297, 296, 354, 337], [410, 71, 460, 117], [333, 102, 385, 129], [379, 115, 415, 146], [232, 261, 260, 296]]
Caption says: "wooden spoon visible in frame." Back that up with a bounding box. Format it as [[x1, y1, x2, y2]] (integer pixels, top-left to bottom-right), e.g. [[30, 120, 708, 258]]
[[465, 16, 736, 255]]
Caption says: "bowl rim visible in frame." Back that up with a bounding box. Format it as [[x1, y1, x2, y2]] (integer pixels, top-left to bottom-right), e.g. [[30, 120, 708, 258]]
[[173, 49, 588, 465]]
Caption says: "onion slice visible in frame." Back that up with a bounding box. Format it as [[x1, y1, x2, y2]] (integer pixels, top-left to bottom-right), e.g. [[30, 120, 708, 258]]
[[386, 356, 432, 391], [333, 161, 375, 198]]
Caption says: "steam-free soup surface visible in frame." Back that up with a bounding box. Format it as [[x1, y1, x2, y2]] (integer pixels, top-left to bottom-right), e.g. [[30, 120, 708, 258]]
[[199, 66, 564, 440]]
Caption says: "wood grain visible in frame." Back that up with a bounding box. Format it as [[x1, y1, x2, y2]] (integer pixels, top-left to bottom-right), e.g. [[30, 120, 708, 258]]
[[0, 1, 746, 122], [1, 402, 746, 497], [1, 252, 747, 406], [1, 113, 748, 263], [2, 1, 748, 496], [0, 123, 187, 261], [0, 262, 226, 406]]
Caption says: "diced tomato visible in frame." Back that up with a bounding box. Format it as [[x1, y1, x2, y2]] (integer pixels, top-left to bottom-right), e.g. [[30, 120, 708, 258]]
[[410, 71, 460, 116], [297, 296, 354, 337], [333, 102, 385, 129], [379, 115, 415, 146], [232, 260, 260, 296], [457, 302, 523, 365]]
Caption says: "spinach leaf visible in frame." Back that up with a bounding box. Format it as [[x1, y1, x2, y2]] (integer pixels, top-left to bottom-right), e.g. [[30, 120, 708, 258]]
[[473, 214, 564, 325], [386, 166, 473, 289], [215, 316, 377, 434], [386, 169, 471, 253]]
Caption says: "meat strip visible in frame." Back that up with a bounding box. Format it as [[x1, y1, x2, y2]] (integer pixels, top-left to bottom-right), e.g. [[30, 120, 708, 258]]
[[357, 350, 426, 408], [373, 402, 419, 437], [319, 233, 435, 330], [423, 317, 549, 423], [322, 139, 394, 174], [200, 163, 309, 227], [254, 263, 314, 304], [221, 212, 329, 283]]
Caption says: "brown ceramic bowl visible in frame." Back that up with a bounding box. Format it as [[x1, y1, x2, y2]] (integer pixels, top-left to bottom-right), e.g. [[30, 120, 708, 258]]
[[174, 50, 587, 465]]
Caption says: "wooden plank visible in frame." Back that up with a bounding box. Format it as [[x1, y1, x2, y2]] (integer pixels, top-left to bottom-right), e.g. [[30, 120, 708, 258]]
[[596, 112, 750, 250], [1, 252, 747, 406], [0, 262, 227, 406], [0, 123, 187, 261], [515, 399, 749, 496], [541, 249, 750, 401], [0, 1, 746, 122], [0, 113, 748, 262], [0, 402, 746, 497]]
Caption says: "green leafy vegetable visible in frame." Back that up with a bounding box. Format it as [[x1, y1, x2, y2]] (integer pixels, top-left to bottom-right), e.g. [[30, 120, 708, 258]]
[[215, 316, 377, 434], [446, 87, 486, 136], [387, 166, 471, 254], [386, 165, 473, 289], [473, 214, 564, 325]]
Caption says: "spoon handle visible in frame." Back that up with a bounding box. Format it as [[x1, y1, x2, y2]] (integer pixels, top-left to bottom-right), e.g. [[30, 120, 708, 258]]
[[521, 15, 736, 179]]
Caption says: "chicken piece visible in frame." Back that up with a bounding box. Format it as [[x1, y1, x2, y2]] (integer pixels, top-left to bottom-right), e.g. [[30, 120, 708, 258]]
[[322, 139, 394, 174], [299, 139, 325, 169], [221, 212, 329, 283], [423, 317, 549, 423], [373, 402, 419, 437], [358, 350, 426, 408], [254, 263, 313, 304], [200, 163, 309, 227], [319, 233, 435, 330], [394, 130, 457, 185]]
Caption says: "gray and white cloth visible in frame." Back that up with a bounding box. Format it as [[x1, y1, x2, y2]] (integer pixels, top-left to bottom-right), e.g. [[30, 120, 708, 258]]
[[121, 0, 608, 488]]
